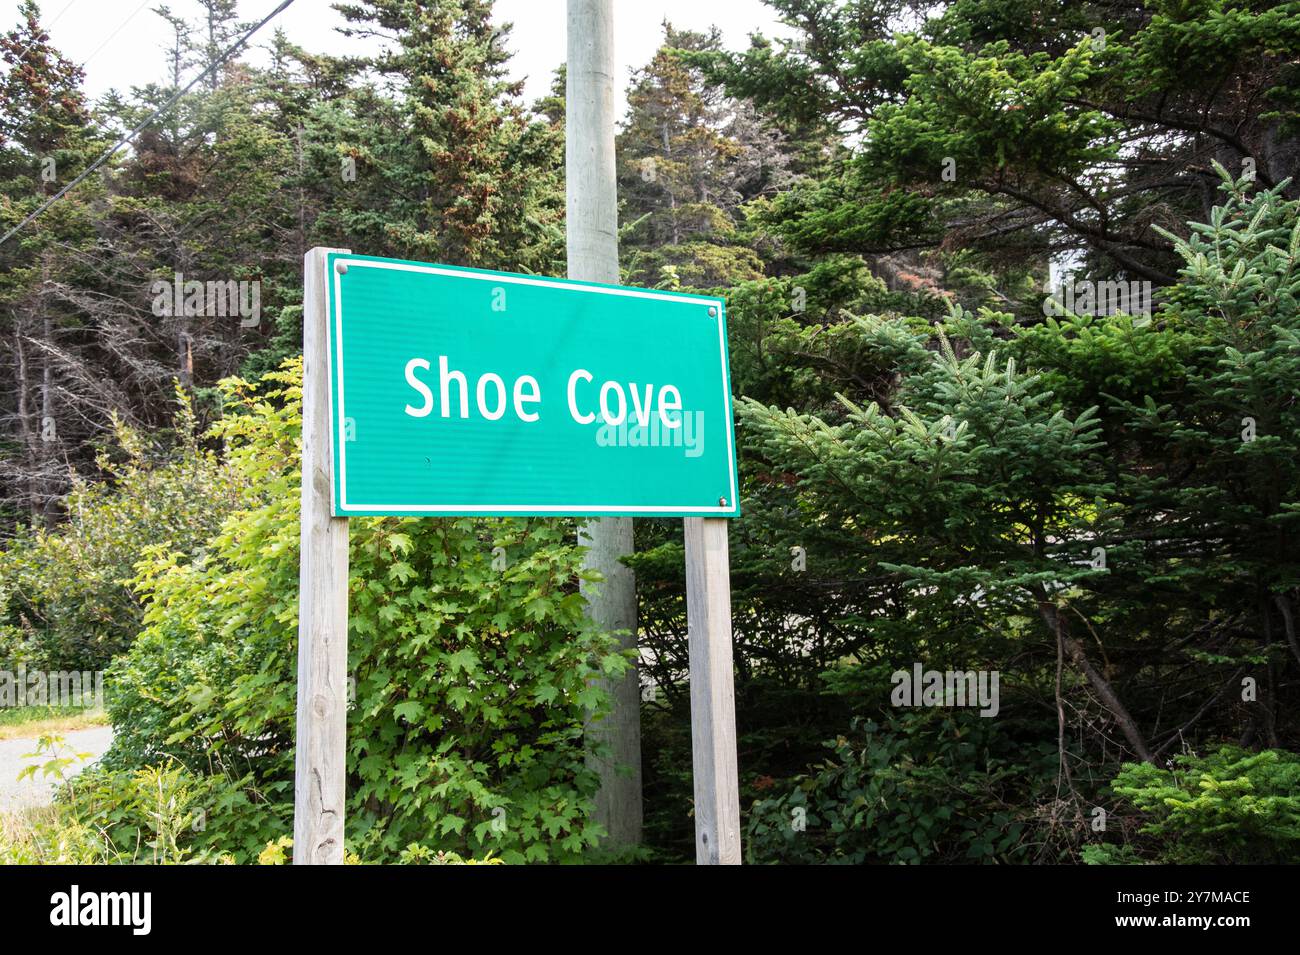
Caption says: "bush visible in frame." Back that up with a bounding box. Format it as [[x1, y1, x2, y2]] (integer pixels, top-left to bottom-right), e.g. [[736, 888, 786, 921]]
[[1086, 746, 1300, 865], [104, 361, 627, 863], [0, 389, 246, 672], [0, 735, 204, 864], [744, 710, 1057, 864]]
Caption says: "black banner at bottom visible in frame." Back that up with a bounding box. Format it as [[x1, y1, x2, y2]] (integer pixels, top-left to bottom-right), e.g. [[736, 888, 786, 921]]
[[0, 862, 1283, 941]]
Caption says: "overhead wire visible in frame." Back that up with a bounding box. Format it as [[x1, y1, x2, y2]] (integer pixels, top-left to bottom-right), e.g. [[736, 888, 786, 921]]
[[0, 0, 297, 248]]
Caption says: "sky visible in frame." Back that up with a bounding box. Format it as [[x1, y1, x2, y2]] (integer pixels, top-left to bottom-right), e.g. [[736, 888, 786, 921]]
[[7, 0, 793, 121]]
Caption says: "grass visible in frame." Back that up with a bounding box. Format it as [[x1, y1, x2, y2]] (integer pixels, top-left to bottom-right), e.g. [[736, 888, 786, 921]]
[[0, 706, 109, 740], [0, 802, 126, 864]]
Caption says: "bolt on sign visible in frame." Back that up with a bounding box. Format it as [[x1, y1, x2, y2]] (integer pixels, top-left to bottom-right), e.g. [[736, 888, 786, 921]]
[[324, 252, 740, 517]]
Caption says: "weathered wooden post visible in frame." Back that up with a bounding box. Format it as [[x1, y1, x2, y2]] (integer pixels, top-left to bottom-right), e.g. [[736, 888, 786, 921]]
[[294, 245, 351, 865], [684, 517, 741, 864]]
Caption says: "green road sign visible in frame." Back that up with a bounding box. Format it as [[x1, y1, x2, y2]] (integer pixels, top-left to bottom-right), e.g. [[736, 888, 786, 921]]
[[325, 253, 740, 518]]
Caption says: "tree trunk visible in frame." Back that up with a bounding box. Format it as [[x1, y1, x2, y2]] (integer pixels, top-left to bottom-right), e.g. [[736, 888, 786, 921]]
[[1038, 599, 1154, 764], [14, 310, 37, 524], [39, 284, 55, 528]]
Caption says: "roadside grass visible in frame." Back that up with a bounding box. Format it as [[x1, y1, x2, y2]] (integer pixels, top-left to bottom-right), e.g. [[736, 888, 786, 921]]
[[0, 734, 122, 864], [0, 802, 125, 864], [0, 804, 67, 863], [0, 706, 109, 740]]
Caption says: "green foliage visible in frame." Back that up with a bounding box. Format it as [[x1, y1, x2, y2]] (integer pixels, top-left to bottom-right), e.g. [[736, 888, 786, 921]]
[[697, 0, 1300, 288], [394, 843, 504, 865], [1088, 746, 1300, 864], [635, 173, 1300, 862], [104, 361, 624, 864], [0, 389, 247, 671], [616, 23, 802, 288], [56, 761, 207, 864], [0, 736, 201, 865], [15, 733, 94, 787], [331, 0, 565, 272], [746, 712, 1055, 864], [0, 0, 567, 529], [0, 0, 108, 264], [6, 0, 1300, 869], [1011, 311, 1193, 419], [738, 310, 1107, 640]]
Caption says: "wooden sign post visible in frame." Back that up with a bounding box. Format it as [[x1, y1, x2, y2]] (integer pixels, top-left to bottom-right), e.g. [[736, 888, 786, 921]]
[[684, 517, 741, 864], [292, 245, 743, 864], [294, 245, 350, 865]]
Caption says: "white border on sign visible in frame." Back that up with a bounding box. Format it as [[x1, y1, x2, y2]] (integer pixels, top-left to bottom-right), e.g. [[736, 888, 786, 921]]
[[330, 258, 739, 514]]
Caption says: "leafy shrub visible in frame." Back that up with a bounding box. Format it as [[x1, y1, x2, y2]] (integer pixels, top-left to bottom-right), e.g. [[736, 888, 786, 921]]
[[105, 362, 627, 863], [1086, 746, 1300, 865], [0, 736, 202, 864], [56, 761, 208, 864], [252, 837, 496, 865], [394, 843, 504, 865], [745, 710, 1056, 864], [0, 390, 246, 671]]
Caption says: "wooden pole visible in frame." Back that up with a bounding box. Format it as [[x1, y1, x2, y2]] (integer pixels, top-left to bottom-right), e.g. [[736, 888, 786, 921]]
[[294, 246, 351, 865], [684, 517, 741, 864], [567, 0, 643, 846]]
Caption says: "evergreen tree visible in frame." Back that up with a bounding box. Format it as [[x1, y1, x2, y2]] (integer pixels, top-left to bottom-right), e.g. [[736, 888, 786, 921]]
[[616, 23, 796, 287], [0, 0, 567, 525], [697, 0, 1300, 290], [334, 0, 564, 271], [719, 169, 1300, 861], [0, 0, 108, 525]]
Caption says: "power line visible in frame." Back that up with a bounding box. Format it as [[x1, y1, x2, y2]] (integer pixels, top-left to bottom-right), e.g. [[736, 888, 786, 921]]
[[78, 0, 153, 70], [55, 0, 156, 146], [23, 0, 155, 144], [0, 0, 297, 249]]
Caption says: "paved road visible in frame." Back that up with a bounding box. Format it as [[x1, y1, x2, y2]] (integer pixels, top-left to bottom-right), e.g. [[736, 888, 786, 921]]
[[0, 727, 114, 811]]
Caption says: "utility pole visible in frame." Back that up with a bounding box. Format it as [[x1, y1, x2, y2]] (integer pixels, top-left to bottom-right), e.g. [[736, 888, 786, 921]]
[[566, 0, 643, 847]]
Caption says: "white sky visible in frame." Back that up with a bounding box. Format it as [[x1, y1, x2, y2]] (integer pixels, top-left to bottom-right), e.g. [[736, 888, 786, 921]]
[[7, 0, 792, 121]]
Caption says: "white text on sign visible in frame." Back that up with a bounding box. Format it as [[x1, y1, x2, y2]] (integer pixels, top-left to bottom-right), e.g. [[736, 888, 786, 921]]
[[403, 356, 684, 428]]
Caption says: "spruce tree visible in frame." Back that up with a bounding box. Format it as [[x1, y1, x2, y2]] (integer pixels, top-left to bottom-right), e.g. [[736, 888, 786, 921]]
[[335, 0, 564, 271]]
